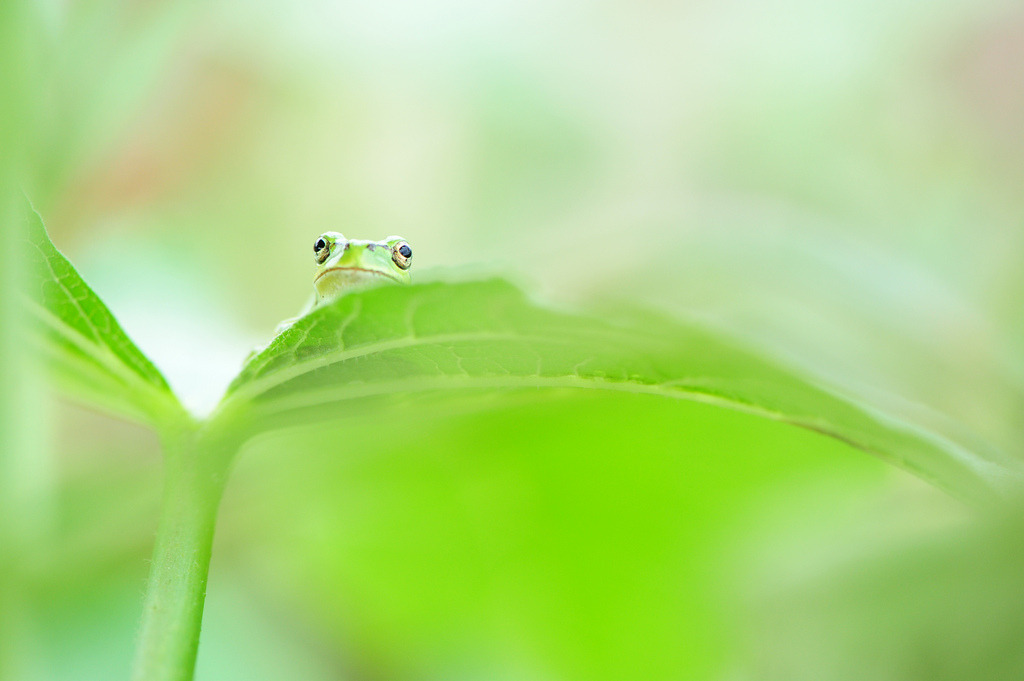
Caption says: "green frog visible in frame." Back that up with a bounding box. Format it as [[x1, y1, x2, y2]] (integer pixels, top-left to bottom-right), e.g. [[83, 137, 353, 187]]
[[311, 232, 413, 305], [254, 232, 412, 352]]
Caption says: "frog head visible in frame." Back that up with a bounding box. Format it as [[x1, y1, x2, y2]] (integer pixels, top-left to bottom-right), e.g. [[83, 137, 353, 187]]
[[312, 232, 412, 303]]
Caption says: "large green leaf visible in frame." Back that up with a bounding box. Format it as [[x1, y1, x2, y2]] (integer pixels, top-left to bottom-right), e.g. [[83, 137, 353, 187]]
[[21, 204, 184, 428], [219, 280, 1020, 503], [216, 389, 886, 681]]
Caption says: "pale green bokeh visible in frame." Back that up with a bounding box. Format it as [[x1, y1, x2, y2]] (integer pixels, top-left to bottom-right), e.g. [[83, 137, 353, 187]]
[[1, 1, 48, 678]]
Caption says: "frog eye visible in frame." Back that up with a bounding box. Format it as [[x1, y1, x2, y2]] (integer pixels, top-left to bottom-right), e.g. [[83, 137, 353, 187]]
[[392, 241, 412, 270], [314, 236, 331, 264]]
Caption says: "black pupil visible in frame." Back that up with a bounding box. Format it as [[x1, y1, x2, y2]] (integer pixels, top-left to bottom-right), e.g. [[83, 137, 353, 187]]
[[399, 244, 412, 258], [315, 238, 326, 252]]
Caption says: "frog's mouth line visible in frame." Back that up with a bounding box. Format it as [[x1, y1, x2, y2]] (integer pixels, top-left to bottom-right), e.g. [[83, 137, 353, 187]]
[[315, 266, 403, 284]]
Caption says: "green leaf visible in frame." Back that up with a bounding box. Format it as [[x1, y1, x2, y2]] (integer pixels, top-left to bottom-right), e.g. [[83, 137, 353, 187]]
[[20, 203, 185, 428], [219, 279, 1021, 503]]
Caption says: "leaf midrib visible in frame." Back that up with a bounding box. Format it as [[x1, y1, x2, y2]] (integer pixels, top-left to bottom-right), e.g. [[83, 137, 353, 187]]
[[25, 299, 179, 423], [223, 331, 583, 407], [241, 371, 1010, 501]]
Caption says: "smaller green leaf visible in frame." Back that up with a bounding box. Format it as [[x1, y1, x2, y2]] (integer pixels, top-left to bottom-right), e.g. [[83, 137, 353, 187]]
[[220, 280, 1021, 504], [20, 202, 184, 427]]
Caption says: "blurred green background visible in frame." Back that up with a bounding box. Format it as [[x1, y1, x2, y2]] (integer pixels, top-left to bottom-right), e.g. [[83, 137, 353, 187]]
[[4, 0, 1024, 679]]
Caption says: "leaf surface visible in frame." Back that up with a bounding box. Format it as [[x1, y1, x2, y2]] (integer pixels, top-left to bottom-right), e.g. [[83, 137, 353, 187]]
[[221, 280, 1019, 503], [21, 204, 184, 427]]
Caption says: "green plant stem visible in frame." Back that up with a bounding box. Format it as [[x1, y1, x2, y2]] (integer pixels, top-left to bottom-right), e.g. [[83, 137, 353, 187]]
[[132, 420, 231, 681]]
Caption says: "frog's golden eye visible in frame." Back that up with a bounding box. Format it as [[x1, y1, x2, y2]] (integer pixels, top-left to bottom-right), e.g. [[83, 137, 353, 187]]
[[392, 241, 412, 270], [314, 236, 331, 264]]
